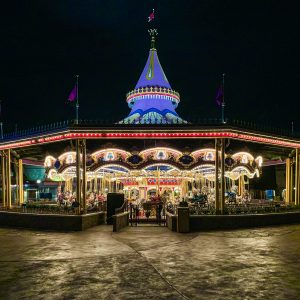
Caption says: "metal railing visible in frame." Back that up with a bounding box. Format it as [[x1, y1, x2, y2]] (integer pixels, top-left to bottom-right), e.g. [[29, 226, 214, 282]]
[[2, 120, 70, 141], [0, 202, 105, 215], [189, 203, 300, 215], [1, 118, 298, 141]]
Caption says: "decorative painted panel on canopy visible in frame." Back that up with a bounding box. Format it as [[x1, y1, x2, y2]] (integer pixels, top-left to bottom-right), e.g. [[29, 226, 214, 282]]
[[139, 147, 182, 161], [58, 152, 78, 164], [191, 149, 216, 161], [91, 148, 131, 162]]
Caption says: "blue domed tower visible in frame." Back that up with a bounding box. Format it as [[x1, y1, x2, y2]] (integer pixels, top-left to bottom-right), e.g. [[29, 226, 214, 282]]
[[120, 29, 187, 124]]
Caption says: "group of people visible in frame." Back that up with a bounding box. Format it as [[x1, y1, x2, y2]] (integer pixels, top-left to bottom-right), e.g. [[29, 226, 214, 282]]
[[57, 191, 77, 207], [86, 192, 106, 211], [129, 193, 165, 222], [57, 191, 107, 211], [188, 185, 252, 206]]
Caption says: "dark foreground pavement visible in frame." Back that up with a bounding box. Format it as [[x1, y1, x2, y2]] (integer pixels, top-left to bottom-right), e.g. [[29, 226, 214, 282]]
[[0, 224, 300, 299]]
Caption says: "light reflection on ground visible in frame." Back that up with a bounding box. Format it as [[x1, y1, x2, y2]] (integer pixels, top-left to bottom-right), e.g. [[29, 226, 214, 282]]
[[0, 225, 300, 299]]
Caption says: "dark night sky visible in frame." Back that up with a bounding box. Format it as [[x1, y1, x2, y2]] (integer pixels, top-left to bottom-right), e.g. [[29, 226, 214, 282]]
[[0, 1, 299, 132]]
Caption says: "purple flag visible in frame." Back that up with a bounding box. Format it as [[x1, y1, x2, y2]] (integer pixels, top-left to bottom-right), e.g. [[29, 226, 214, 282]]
[[215, 86, 223, 106], [148, 9, 154, 22], [67, 85, 77, 102]]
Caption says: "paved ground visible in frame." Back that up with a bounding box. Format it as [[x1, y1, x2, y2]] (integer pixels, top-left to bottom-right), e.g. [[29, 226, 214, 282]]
[[0, 224, 300, 300]]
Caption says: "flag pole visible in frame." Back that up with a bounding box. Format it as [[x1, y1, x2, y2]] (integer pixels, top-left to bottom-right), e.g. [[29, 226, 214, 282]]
[[75, 75, 79, 125], [221, 73, 225, 123], [157, 166, 160, 197], [0, 100, 2, 139]]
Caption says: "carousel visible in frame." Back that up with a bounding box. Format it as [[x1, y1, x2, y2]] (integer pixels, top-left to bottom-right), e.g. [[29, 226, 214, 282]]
[[42, 28, 261, 208], [8, 25, 294, 220], [44, 147, 263, 209]]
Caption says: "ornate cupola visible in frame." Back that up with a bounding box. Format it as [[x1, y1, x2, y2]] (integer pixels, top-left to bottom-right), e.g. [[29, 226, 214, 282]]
[[119, 29, 187, 124]]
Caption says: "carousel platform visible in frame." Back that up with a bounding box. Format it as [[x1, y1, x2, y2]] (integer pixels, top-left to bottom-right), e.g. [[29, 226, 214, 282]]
[[166, 210, 300, 232], [0, 210, 106, 231]]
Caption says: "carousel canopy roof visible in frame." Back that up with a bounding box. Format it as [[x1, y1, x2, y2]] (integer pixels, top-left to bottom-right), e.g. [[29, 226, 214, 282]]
[[1, 131, 296, 160], [135, 48, 171, 90]]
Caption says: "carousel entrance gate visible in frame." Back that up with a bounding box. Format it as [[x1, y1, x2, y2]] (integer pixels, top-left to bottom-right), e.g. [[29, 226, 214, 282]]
[[129, 201, 166, 226]]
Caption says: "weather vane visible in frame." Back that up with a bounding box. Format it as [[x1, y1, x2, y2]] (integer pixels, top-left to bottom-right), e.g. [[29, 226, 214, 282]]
[[148, 29, 158, 49]]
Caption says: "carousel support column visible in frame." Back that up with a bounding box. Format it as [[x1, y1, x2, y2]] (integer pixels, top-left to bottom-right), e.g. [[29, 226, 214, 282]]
[[81, 139, 87, 214], [215, 139, 220, 214], [18, 159, 24, 205], [14, 159, 19, 206], [6, 149, 11, 209], [1, 151, 6, 208], [94, 177, 97, 193], [241, 176, 244, 196], [296, 149, 300, 206], [290, 158, 294, 203], [295, 150, 298, 205], [76, 139, 81, 214], [220, 138, 225, 214], [285, 158, 291, 203]]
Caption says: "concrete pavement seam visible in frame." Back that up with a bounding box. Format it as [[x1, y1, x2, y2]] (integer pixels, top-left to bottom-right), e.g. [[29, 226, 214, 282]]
[[110, 232, 190, 300]]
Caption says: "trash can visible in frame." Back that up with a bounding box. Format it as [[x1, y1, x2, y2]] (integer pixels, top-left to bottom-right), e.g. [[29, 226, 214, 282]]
[[177, 206, 190, 233]]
